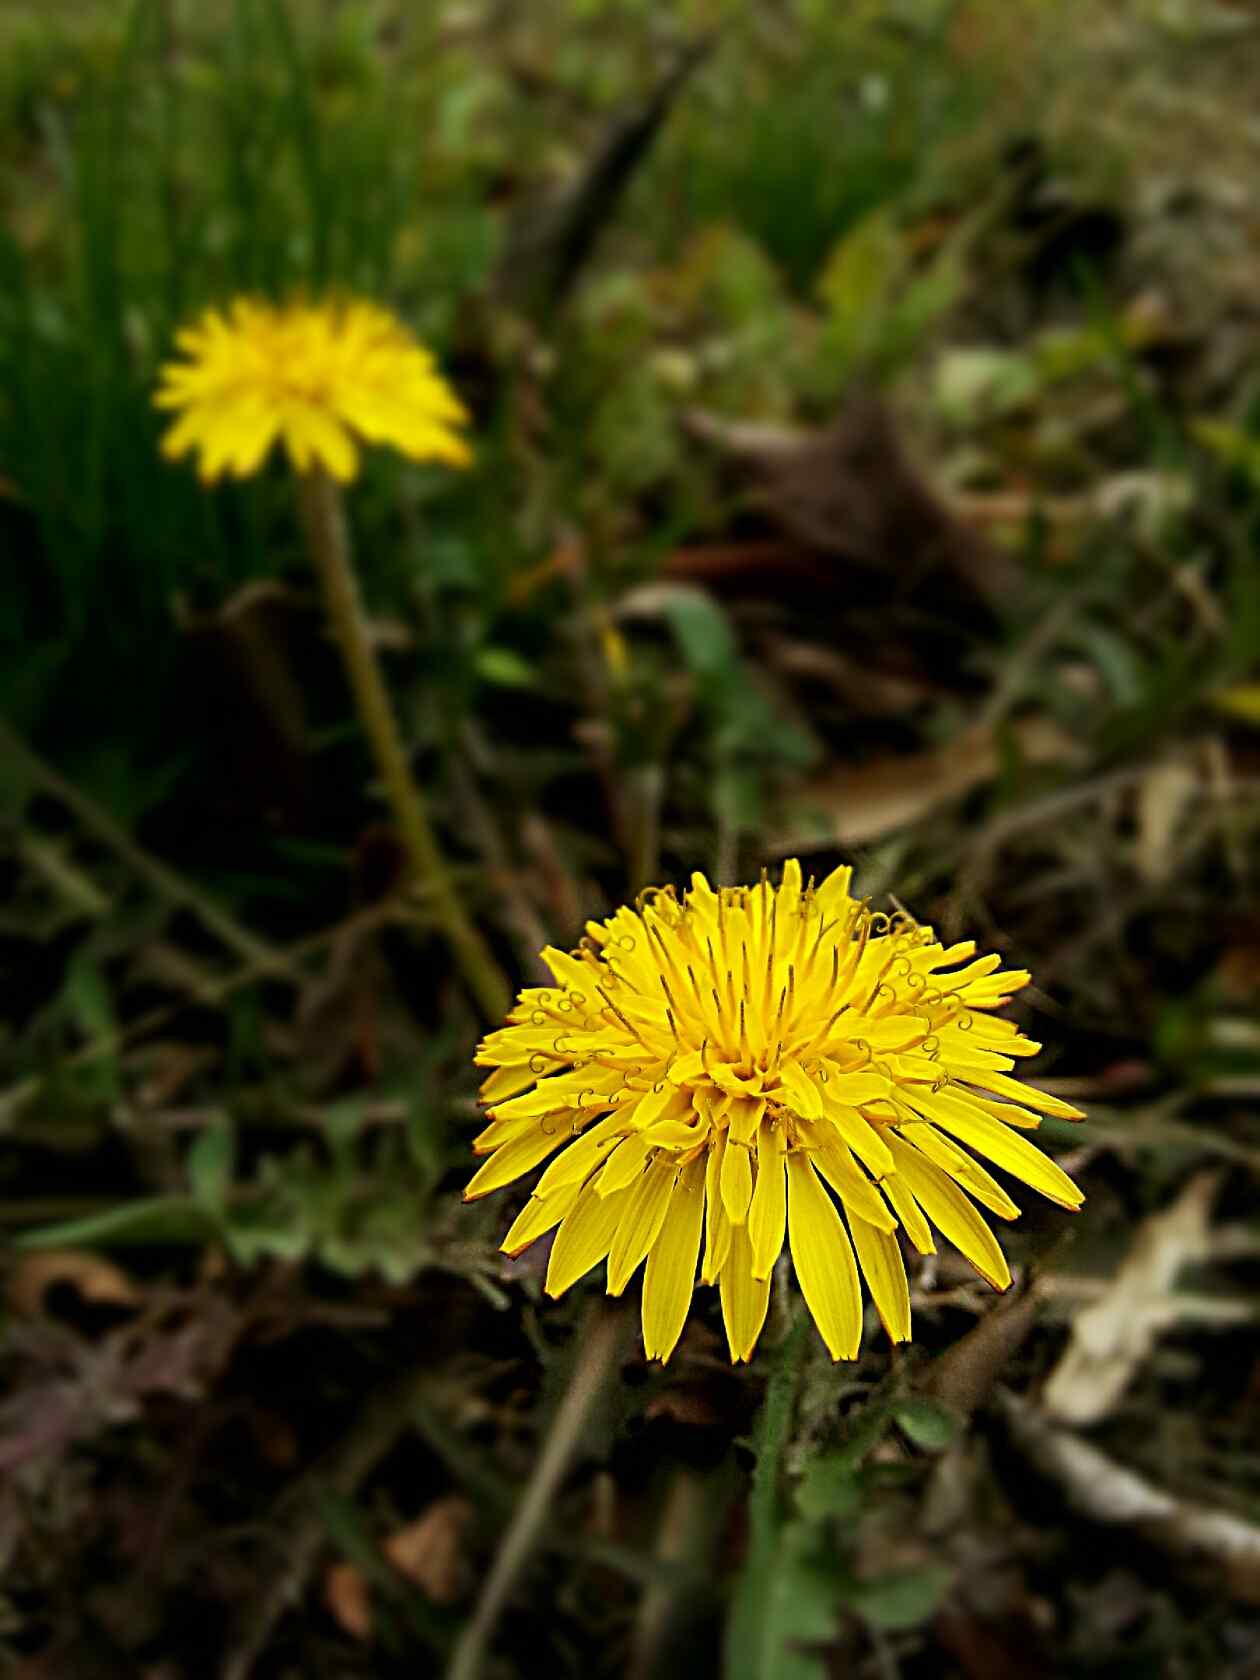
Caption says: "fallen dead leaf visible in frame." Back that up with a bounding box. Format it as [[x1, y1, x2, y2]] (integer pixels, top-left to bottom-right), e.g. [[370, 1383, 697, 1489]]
[[7, 1250, 141, 1318], [683, 396, 1017, 607], [383, 1496, 475, 1605], [776, 716, 1080, 849], [760, 632, 940, 716], [662, 539, 830, 593], [324, 1561, 373, 1641], [1042, 1171, 1220, 1426], [1133, 758, 1200, 886], [321, 1497, 475, 1641]]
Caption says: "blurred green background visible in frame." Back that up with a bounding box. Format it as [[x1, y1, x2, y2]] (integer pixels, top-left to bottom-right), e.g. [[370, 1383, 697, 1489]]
[[4, 1, 1260, 1676]]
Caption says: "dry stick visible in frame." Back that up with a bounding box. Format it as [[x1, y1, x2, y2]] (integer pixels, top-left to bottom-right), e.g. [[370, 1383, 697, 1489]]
[[0, 718, 290, 977], [446, 1300, 629, 1680], [1000, 1389, 1260, 1604], [627, 1468, 708, 1680], [18, 831, 111, 918], [295, 467, 510, 1023]]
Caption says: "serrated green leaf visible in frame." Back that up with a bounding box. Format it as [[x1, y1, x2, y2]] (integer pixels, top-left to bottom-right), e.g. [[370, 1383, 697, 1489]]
[[1061, 621, 1147, 708], [816, 207, 901, 377], [846, 1564, 953, 1631], [892, 1398, 958, 1452], [188, 1117, 236, 1213], [324, 1094, 366, 1165], [933, 346, 1039, 427], [878, 257, 961, 373], [726, 1521, 835, 1680], [222, 1206, 310, 1267], [795, 1454, 862, 1522], [832, 1406, 892, 1470], [663, 589, 740, 680]]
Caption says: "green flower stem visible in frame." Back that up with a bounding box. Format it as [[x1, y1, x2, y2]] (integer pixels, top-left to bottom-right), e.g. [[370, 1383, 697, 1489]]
[[745, 1312, 808, 1557], [446, 1299, 629, 1680], [296, 466, 510, 1023], [724, 1311, 808, 1680]]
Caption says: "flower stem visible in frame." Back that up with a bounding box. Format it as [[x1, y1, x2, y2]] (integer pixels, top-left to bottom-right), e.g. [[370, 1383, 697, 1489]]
[[724, 1311, 808, 1678], [296, 466, 510, 1022], [445, 1300, 628, 1680]]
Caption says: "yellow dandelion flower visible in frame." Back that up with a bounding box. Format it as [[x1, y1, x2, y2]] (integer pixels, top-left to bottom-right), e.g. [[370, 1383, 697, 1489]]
[[155, 296, 472, 484], [468, 862, 1085, 1365]]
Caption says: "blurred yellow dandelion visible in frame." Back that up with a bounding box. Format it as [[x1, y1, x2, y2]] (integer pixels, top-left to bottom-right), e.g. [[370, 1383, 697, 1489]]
[[155, 296, 471, 484], [468, 862, 1084, 1365]]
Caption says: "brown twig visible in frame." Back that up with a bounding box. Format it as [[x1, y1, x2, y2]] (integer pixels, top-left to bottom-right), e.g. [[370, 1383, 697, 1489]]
[[627, 1469, 710, 1680], [445, 1300, 629, 1680]]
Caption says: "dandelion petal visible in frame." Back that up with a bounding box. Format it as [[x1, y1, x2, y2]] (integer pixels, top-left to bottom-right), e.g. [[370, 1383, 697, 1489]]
[[786, 1154, 862, 1361], [719, 1224, 771, 1364], [641, 1158, 705, 1362]]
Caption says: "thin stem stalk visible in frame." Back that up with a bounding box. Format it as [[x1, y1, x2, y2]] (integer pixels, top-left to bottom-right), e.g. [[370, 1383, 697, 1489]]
[[445, 1300, 628, 1680], [296, 466, 510, 1022]]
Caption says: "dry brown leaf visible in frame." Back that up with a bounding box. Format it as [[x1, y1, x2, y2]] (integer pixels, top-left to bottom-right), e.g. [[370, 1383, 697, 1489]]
[[777, 717, 1080, 849], [1042, 1171, 1220, 1426], [383, 1496, 475, 1605], [7, 1250, 141, 1318], [683, 396, 1017, 606], [323, 1561, 373, 1641], [1001, 1391, 1260, 1604], [760, 632, 940, 715], [1133, 759, 1200, 886], [663, 539, 824, 592], [321, 1497, 474, 1640]]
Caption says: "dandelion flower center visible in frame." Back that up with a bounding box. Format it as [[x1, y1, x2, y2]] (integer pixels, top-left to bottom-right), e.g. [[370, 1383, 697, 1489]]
[[469, 862, 1084, 1364]]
